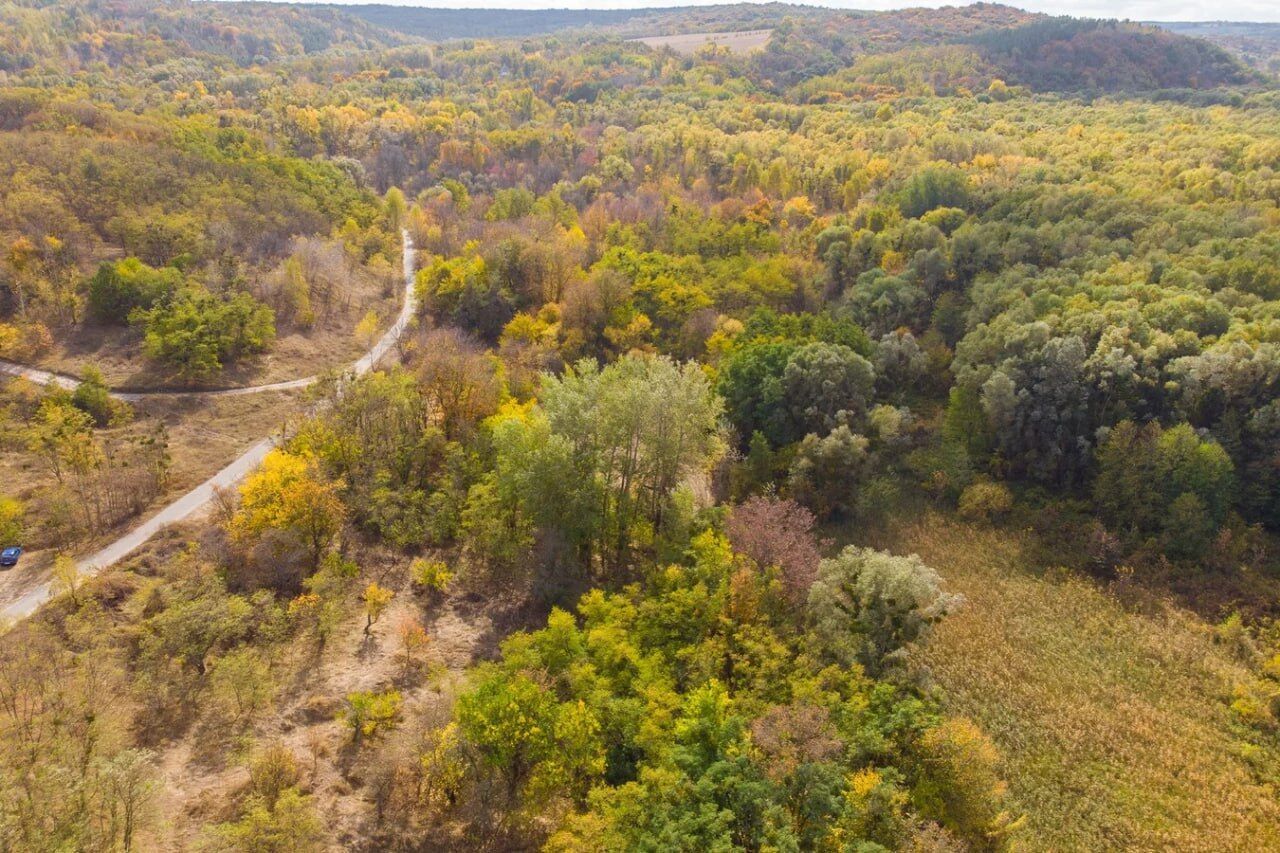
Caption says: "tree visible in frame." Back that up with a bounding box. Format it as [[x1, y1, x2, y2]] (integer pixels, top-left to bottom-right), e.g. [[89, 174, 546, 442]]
[[97, 748, 157, 853], [209, 648, 274, 721], [227, 450, 345, 581], [725, 496, 824, 606], [783, 342, 876, 437], [25, 394, 99, 484], [395, 617, 431, 681], [717, 341, 796, 448], [355, 309, 380, 349], [211, 787, 325, 852], [135, 286, 275, 381], [1093, 420, 1234, 556], [87, 258, 181, 324], [0, 496, 23, 545], [527, 354, 724, 571], [787, 426, 869, 520], [384, 186, 407, 230], [957, 481, 1013, 522], [71, 365, 120, 427], [808, 546, 960, 672], [416, 327, 504, 439], [51, 553, 83, 607], [339, 690, 403, 746], [913, 718, 1020, 846], [362, 582, 394, 636], [455, 669, 603, 807], [898, 164, 972, 218]]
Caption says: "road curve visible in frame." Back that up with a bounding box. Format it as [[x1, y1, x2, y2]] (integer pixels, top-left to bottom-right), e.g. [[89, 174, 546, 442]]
[[1, 231, 418, 622]]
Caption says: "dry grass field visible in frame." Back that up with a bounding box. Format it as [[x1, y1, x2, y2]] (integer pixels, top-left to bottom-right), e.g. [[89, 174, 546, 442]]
[[630, 28, 772, 56], [875, 515, 1280, 851]]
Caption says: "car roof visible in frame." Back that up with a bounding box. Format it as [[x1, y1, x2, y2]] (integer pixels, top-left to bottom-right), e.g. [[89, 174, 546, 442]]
[[1, 547, 19, 554]]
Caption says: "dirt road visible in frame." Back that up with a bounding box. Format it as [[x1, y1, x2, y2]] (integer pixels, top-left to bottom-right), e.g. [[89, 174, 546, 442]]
[[0, 232, 418, 621]]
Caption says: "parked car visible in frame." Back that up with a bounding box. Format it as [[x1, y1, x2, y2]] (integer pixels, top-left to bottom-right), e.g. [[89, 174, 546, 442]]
[[0, 547, 21, 568]]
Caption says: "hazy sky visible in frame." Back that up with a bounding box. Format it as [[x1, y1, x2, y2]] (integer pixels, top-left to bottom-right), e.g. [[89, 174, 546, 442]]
[[276, 0, 1280, 23]]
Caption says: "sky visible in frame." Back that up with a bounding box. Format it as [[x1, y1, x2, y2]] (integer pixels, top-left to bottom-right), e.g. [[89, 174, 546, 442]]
[[262, 0, 1280, 23]]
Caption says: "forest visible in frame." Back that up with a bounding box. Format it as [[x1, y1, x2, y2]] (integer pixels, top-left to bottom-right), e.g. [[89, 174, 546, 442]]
[[1, 0, 1280, 850]]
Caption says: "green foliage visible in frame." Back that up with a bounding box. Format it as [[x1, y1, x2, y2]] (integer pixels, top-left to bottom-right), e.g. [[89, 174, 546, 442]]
[[957, 480, 1013, 523], [809, 546, 961, 673], [456, 668, 604, 807], [339, 690, 403, 745], [87, 258, 182, 324], [475, 354, 723, 576], [445, 527, 970, 846], [135, 287, 275, 380], [209, 787, 325, 852], [787, 426, 870, 521], [898, 164, 973, 219], [71, 366, 121, 427], [1094, 420, 1235, 556], [410, 558, 453, 594]]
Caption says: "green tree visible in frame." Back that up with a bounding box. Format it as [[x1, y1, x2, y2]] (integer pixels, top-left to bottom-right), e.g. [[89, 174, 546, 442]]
[[135, 286, 275, 381], [787, 426, 869, 520], [87, 258, 181, 324], [783, 341, 876, 436], [339, 690, 403, 746], [809, 546, 959, 672]]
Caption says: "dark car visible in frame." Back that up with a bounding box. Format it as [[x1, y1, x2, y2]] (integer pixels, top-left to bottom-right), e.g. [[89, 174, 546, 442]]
[[0, 547, 20, 568]]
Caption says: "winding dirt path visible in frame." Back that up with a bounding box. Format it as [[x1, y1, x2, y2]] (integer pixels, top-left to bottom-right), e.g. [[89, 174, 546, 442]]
[[0, 232, 418, 621]]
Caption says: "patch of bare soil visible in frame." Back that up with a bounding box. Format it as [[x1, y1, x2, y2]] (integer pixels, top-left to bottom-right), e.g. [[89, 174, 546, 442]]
[[149, 549, 516, 849]]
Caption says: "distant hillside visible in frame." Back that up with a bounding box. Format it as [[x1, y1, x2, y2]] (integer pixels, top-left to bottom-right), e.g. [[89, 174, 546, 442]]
[[0, 0, 407, 72], [334, 4, 648, 40], [1155, 21, 1280, 75], [971, 17, 1253, 91], [335, 2, 828, 41]]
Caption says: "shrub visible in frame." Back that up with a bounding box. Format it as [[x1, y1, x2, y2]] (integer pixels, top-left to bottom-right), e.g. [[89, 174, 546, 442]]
[[957, 481, 1014, 522], [0, 496, 23, 544], [410, 558, 453, 595], [339, 690, 403, 745], [71, 366, 122, 427]]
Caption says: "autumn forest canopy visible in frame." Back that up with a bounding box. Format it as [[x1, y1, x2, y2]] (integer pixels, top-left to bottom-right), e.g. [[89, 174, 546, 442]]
[[1, 0, 1280, 850]]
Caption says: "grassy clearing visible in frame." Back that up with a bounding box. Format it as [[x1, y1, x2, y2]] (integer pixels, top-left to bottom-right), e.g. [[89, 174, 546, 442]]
[[873, 514, 1280, 852]]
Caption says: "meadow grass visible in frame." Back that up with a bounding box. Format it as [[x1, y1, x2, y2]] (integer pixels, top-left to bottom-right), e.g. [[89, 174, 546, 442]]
[[879, 514, 1280, 852]]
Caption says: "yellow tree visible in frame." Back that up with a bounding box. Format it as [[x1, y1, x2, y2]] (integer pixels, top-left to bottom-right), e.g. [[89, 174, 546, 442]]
[[228, 450, 345, 570], [362, 582, 394, 636], [355, 310, 380, 349]]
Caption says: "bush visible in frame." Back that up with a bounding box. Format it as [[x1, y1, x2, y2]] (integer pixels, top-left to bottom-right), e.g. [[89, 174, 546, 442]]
[[410, 558, 453, 595], [87, 258, 181, 324], [0, 496, 23, 545], [71, 366, 123, 427], [957, 481, 1014, 522], [339, 690, 402, 745]]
